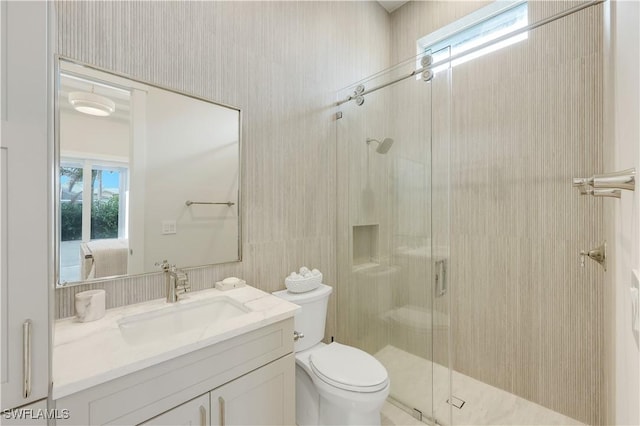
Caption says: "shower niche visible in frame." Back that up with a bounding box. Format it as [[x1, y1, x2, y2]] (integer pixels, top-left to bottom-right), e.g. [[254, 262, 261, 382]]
[[352, 224, 379, 268]]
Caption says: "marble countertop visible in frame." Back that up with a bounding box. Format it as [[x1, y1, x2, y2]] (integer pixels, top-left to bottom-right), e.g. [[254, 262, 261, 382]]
[[52, 285, 299, 400]]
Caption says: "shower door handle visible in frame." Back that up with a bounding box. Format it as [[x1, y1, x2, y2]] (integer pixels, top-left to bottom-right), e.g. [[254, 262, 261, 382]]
[[435, 259, 447, 297]]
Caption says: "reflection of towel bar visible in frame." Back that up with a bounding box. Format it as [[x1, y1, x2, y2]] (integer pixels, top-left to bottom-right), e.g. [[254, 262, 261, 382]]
[[185, 200, 235, 207]]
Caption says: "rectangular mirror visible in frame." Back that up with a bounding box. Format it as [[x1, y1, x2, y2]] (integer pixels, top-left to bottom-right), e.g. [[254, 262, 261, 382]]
[[56, 58, 241, 286]]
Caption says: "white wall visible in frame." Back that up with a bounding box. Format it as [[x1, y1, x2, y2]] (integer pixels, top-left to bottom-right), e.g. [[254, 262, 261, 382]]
[[141, 86, 239, 271], [60, 109, 129, 161], [606, 1, 640, 424]]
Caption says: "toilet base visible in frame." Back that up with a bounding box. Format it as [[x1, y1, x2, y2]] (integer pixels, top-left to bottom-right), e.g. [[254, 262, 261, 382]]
[[295, 362, 388, 426], [318, 397, 382, 425]]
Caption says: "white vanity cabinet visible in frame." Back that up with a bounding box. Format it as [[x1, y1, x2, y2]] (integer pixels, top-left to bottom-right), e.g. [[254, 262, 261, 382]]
[[54, 319, 295, 426], [142, 394, 209, 426], [0, 400, 48, 426], [0, 1, 51, 413], [209, 354, 294, 426], [143, 354, 294, 426]]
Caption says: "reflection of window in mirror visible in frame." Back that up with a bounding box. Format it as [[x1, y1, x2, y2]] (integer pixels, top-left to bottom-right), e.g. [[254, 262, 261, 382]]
[[59, 73, 132, 284], [57, 59, 242, 286]]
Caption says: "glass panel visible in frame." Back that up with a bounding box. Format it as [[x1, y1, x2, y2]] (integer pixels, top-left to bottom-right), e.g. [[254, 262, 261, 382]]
[[90, 166, 124, 240], [59, 162, 84, 283], [336, 48, 451, 425], [431, 45, 452, 426]]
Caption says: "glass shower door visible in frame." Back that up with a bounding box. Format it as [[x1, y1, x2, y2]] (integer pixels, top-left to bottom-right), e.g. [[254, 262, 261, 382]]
[[335, 48, 451, 426]]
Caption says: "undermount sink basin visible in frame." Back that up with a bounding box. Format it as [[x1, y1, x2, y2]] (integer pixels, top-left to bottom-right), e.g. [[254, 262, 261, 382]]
[[118, 296, 251, 345]]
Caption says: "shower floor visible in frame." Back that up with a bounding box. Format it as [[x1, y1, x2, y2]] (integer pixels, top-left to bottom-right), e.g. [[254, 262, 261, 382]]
[[375, 345, 583, 426]]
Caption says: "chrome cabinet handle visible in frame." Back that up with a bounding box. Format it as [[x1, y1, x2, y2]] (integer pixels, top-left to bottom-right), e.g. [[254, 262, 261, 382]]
[[199, 405, 206, 426], [23, 319, 32, 398], [218, 396, 225, 426]]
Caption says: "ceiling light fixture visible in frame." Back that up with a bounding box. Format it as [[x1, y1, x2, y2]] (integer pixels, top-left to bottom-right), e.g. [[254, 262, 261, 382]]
[[68, 90, 115, 117]]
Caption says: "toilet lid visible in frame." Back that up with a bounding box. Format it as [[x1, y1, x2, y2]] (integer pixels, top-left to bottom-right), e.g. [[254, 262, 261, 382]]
[[309, 343, 388, 393]]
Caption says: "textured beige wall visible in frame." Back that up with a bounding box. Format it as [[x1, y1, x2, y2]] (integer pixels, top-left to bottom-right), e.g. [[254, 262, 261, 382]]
[[389, 1, 605, 424], [54, 1, 393, 345]]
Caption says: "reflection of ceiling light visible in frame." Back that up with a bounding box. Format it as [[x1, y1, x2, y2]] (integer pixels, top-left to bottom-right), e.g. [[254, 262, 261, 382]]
[[68, 91, 115, 116]]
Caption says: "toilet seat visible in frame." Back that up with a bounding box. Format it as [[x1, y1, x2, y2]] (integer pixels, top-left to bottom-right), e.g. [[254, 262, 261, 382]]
[[308, 342, 388, 393]]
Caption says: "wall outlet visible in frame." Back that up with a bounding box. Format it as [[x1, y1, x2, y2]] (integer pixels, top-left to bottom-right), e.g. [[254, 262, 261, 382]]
[[162, 220, 176, 235]]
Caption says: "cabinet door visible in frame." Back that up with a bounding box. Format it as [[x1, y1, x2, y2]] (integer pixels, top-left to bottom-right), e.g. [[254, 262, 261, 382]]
[[0, 1, 51, 411], [210, 354, 295, 426], [141, 394, 209, 426], [0, 399, 48, 426]]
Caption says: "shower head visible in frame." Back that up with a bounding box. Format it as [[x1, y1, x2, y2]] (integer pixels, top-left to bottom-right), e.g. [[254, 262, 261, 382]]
[[366, 137, 394, 154]]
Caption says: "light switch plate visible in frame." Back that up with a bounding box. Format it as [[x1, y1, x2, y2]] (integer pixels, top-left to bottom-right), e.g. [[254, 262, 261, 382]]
[[162, 220, 176, 235]]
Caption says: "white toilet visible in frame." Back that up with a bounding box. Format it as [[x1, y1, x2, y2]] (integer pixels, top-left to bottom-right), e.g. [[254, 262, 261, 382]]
[[273, 284, 390, 426]]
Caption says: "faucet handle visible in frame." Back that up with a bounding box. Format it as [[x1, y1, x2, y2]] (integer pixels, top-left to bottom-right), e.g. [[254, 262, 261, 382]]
[[176, 271, 190, 294], [155, 260, 170, 271], [579, 241, 607, 271]]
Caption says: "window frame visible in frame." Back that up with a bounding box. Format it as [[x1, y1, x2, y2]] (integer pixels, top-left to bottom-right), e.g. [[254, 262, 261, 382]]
[[417, 0, 528, 73], [60, 156, 129, 243]]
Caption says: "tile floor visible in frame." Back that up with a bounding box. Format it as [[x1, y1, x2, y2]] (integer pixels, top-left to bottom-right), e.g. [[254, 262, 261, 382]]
[[376, 345, 583, 426]]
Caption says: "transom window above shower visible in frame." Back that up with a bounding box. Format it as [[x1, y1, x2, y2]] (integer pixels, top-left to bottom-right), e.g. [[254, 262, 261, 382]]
[[417, 0, 528, 74]]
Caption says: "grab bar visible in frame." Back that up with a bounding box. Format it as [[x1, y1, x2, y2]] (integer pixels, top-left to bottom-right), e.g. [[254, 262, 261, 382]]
[[185, 200, 235, 207]]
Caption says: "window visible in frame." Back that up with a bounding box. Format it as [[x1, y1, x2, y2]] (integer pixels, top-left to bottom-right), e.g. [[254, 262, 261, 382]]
[[417, 1, 528, 73], [60, 158, 128, 242], [59, 158, 128, 282]]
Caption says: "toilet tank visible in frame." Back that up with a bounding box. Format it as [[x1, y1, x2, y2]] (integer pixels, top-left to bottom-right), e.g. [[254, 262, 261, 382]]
[[273, 284, 332, 351]]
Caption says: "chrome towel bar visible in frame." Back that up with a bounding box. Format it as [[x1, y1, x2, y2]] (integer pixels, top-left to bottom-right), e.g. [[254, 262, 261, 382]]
[[185, 200, 235, 207]]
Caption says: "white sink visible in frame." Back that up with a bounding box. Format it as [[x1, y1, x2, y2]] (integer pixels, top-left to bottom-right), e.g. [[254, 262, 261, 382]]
[[117, 296, 251, 345]]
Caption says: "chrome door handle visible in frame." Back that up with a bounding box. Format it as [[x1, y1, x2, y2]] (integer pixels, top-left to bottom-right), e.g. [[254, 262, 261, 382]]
[[23, 319, 32, 398], [218, 396, 225, 426], [435, 259, 447, 297]]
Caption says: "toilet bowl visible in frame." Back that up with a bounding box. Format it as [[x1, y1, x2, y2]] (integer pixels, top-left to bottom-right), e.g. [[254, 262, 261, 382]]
[[273, 284, 390, 426]]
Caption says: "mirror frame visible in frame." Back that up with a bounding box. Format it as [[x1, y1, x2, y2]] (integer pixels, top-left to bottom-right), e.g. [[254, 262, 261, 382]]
[[54, 55, 243, 287]]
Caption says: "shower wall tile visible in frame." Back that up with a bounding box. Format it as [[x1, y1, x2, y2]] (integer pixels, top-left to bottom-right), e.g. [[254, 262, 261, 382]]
[[389, 2, 605, 425], [54, 0, 394, 344]]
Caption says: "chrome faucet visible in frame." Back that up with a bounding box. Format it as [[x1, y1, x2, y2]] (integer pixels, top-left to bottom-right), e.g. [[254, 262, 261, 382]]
[[155, 260, 191, 303]]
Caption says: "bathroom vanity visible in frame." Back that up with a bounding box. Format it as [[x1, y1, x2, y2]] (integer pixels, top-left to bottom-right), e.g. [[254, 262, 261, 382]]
[[52, 286, 298, 425]]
